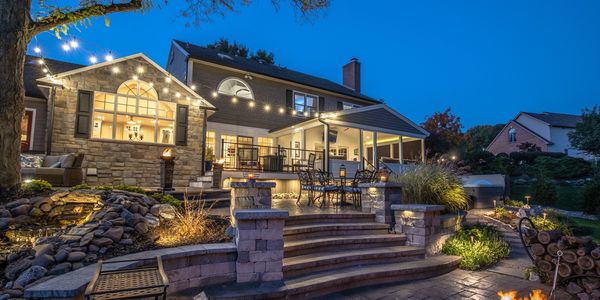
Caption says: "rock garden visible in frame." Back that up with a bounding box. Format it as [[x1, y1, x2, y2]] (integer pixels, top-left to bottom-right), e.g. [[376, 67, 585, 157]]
[[0, 180, 229, 299]]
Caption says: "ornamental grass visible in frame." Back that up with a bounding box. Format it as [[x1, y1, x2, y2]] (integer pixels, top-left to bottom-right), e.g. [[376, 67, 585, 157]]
[[442, 224, 510, 270]]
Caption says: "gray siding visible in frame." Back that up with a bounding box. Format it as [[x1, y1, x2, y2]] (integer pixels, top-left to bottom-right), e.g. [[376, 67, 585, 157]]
[[191, 61, 373, 129], [24, 96, 48, 152], [166, 44, 190, 84]]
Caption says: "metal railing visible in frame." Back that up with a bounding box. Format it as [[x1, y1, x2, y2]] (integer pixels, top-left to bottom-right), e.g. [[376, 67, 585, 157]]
[[219, 141, 324, 173]]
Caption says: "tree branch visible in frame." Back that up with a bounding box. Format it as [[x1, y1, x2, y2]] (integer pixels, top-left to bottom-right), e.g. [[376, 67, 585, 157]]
[[32, 0, 144, 34]]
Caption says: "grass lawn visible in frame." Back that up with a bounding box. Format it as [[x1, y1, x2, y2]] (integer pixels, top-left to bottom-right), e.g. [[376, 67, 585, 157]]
[[510, 184, 585, 211], [571, 217, 600, 243]]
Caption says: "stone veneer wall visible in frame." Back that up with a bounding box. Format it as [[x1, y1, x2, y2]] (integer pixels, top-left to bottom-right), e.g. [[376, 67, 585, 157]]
[[49, 58, 206, 187]]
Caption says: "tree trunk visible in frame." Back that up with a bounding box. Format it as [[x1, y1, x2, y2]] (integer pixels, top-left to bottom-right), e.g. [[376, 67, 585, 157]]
[[0, 0, 32, 200]]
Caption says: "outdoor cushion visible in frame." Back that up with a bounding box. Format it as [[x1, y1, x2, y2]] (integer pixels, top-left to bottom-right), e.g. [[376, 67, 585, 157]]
[[20, 154, 44, 168], [59, 153, 76, 168], [49, 161, 62, 168], [42, 155, 61, 167], [314, 185, 338, 192], [343, 186, 361, 193]]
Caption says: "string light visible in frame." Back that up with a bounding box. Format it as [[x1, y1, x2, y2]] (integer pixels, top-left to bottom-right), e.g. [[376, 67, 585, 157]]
[[163, 87, 169, 93], [136, 66, 145, 74], [42, 68, 48, 73], [232, 97, 237, 103], [292, 110, 297, 116], [175, 92, 181, 98], [249, 101, 255, 108], [264, 105, 271, 111], [62, 43, 71, 51], [33, 46, 41, 53], [89, 55, 98, 63], [37, 58, 44, 65], [190, 84, 196, 90], [69, 39, 79, 49], [279, 107, 285, 114], [132, 75, 138, 80], [165, 77, 172, 83], [303, 111, 309, 117], [211, 91, 218, 98], [105, 52, 114, 61], [111, 66, 120, 73]]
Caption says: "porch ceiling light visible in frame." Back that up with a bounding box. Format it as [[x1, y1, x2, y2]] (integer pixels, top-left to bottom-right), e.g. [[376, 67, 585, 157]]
[[89, 55, 98, 64], [105, 53, 114, 61]]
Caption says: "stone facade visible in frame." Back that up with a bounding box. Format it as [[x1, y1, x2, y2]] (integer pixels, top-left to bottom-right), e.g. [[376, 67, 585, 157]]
[[229, 181, 275, 227], [48, 56, 208, 186], [487, 120, 548, 155], [359, 182, 403, 224], [234, 209, 288, 283]]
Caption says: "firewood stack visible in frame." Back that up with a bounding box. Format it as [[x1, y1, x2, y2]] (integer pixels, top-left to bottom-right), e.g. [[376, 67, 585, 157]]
[[523, 228, 600, 299]]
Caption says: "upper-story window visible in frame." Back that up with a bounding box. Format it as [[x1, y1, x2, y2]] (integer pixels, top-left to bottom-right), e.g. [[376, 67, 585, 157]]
[[342, 102, 361, 110], [294, 91, 317, 115], [217, 77, 254, 99], [508, 127, 517, 143], [91, 79, 176, 144]]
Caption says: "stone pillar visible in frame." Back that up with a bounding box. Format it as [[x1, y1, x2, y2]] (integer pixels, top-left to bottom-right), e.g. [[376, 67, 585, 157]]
[[358, 182, 403, 224], [234, 209, 288, 283], [229, 181, 276, 227], [391, 204, 446, 255]]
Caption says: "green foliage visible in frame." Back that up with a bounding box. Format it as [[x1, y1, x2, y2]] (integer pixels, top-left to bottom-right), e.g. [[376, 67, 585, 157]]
[[207, 38, 276, 64], [465, 124, 504, 152], [511, 184, 585, 211], [582, 175, 600, 215], [530, 213, 573, 235], [531, 156, 592, 179], [569, 106, 600, 156], [421, 108, 465, 158], [395, 164, 468, 212], [69, 183, 91, 191], [571, 217, 600, 243], [94, 185, 113, 191], [503, 199, 526, 207], [472, 155, 514, 176], [492, 207, 516, 223], [509, 151, 566, 164], [21, 179, 53, 195], [151, 193, 182, 209], [531, 174, 558, 206], [442, 224, 510, 270]]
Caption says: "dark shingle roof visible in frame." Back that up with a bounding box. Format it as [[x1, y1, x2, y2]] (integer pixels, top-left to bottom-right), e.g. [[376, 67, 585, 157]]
[[173, 40, 381, 104], [522, 112, 582, 128], [336, 108, 425, 136], [24, 55, 83, 99]]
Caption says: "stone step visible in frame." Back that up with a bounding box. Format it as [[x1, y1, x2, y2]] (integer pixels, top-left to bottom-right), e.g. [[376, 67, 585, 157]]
[[196, 176, 213, 183], [187, 197, 231, 209], [197, 255, 461, 300], [283, 223, 390, 241], [284, 213, 376, 227], [284, 234, 407, 258], [190, 181, 213, 189], [283, 246, 425, 278]]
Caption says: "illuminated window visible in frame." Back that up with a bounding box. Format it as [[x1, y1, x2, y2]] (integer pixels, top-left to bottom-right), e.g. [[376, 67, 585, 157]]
[[508, 128, 517, 143], [217, 77, 254, 99], [293, 91, 317, 116], [91, 79, 176, 144]]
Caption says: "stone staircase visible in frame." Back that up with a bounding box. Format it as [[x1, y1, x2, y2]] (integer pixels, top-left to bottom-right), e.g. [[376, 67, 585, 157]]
[[190, 172, 214, 189], [199, 213, 461, 299]]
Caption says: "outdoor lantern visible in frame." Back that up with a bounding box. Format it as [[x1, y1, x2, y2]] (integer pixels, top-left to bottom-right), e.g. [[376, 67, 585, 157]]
[[380, 173, 388, 183], [247, 172, 256, 183], [377, 168, 390, 183], [159, 148, 175, 192], [339, 164, 346, 178]]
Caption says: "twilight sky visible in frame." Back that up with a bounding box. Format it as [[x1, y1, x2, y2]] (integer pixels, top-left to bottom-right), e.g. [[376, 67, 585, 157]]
[[29, 0, 600, 128]]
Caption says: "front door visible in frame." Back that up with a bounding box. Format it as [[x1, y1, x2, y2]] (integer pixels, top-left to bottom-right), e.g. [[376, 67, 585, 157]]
[[20, 110, 33, 152]]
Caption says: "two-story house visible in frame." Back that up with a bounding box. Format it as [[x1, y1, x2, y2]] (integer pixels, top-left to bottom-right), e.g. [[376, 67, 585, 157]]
[[167, 40, 428, 189], [486, 111, 593, 160]]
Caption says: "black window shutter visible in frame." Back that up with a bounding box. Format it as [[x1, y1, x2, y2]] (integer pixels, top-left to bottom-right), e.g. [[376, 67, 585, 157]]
[[318, 96, 325, 112], [75, 90, 93, 138], [176, 104, 189, 146], [337, 101, 343, 111], [286, 90, 293, 115]]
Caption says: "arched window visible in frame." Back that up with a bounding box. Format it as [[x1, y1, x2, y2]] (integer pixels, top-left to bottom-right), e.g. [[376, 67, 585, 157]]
[[117, 80, 158, 99], [217, 77, 254, 99], [508, 128, 517, 143]]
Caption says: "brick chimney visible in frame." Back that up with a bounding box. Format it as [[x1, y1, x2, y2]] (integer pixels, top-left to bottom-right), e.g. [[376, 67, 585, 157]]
[[343, 58, 361, 93]]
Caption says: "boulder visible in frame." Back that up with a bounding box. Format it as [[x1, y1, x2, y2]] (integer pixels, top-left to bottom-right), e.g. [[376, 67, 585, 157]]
[[134, 222, 148, 234], [3, 289, 23, 298], [48, 262, 72, 275], [102, 211, 119, 221], [103, 226, 124, 242], [72, 262, 84, 270], [33, 244, 54, 258], [144, 215, 160, 227], [0, 209, 11, 218], [92, 237, 113, 247], [119, 239, 133, 245], [88, 244, 99, 253], [5, 257, 33, 280], [6, 198, 30, 209], [0, 218, 11, 230], [14, 266, 47, 287], [54, 249, 69, 263], [10, 204, 32, 216], [67, 251, 86, 262], [29, 207, 44, 217], [151, 204, 176, 220], [79, 232, 95, 247], [11, 215, 35, 225], [32, 254, 54, 268]]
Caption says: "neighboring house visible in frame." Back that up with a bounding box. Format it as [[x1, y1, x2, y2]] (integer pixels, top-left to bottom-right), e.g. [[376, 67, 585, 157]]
[[27, 53, 215, 186], [486, 111, 591, 159], [167, 40, 428, 188]]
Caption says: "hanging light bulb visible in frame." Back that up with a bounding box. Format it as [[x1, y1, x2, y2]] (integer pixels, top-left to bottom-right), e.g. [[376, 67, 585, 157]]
[[69, 39, 79, 48], [211, 91, 218, 98], [190, 84, 197, 90], [164, 77, 172, 83], [175, 92, 181, 98], [186, 96, 191, 101], [264, 105, 271, 111], [89, 55, 98, 64], [33, 46, 41, 53], [132, 75, 139, 80], [163, 87, 169, 93], [303, 111, 309, 117], [148, 82, 154, 87], [279, 107, 285, 114], [292, 110, 297, 116], [112, 67, 120, 74], [249, 101, 255, 108], [37, 58, 44, 65], [42, 68, 48, 73], [231, 97, 237, 103], [105, 52, 114, 61], [136, 66, 145, 74], [62, 43, 71, 51]]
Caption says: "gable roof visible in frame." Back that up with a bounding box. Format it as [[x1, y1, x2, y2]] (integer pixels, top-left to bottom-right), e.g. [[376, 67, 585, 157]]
[[270, 104, 429, 138], [521, 112, 582, 128], [37, 53, 215, 110], [172, 40, 381, 104], [24, 55, 83, 99], [485, 119, 553, 152]]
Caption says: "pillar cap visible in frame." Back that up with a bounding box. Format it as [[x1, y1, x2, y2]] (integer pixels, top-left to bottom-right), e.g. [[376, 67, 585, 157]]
[[234, 209, 289, 220], [358, 182, 403, 188], [391, 204, 445, 212]]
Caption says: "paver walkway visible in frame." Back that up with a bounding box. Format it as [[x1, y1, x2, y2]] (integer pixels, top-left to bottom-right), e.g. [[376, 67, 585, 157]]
[[325, 269, 573, 299]]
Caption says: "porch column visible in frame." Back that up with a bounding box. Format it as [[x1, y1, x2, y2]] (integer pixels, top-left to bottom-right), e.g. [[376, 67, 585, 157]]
[[358, 129, 364, 170], [215, 132, 222, 161], [291, 132, 296, 160], [323, 124, 329, 172], [399, 136, 404, 164], [373, 131, 378, 169], [421, 139, 426, 163], [301, 129, 306, 160]]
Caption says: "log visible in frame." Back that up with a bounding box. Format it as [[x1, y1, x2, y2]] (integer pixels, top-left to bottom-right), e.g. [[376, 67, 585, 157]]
[[558, 237, 574, 250], [548, 242, 560, 257], [577, 256, 595, 270], [577, 243, 595, 257], [563, 250, 579, 264], [537, 259, 554, 273], [558, 262, 573, 278], [596, 261, 600, 276], [590, 247, 600, 260], [582, 278, 600, 293], [532, 243, 546, 256], [544, 254, 554, 262], [538, 230, 562, 244], [567, 282, 584, 294], [573, 264, 584, 275], [568, 236, 593, 245]]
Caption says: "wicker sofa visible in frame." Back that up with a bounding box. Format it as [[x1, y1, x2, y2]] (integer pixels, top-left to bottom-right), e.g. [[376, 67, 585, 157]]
[[21, 153, 85, 187]]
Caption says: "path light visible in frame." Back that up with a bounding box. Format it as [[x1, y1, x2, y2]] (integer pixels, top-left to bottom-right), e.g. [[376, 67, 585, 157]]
[[525, 195, 531, 206], [160, 148, 175, 192]]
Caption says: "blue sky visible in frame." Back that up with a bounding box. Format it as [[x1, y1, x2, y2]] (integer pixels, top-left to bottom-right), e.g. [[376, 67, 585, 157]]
[[29, 0, 600, 128]]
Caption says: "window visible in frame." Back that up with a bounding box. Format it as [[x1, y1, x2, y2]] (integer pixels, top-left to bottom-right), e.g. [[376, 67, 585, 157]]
[[342, 102, 361, 110], [508, 128, 517, 143], [293, 91, 317, 115], [258, 137, 273, 156], [206, 131, 216, 158], [91, 80, 176, 144], [217, 77, 253, 99]]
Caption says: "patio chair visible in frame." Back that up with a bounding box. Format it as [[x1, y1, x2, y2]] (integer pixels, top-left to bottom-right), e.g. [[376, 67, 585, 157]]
[[344, 169, 375, 208], [238, 147, 260, 170], [297, 170, 315, 206], [314, 170, 340, 208]]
